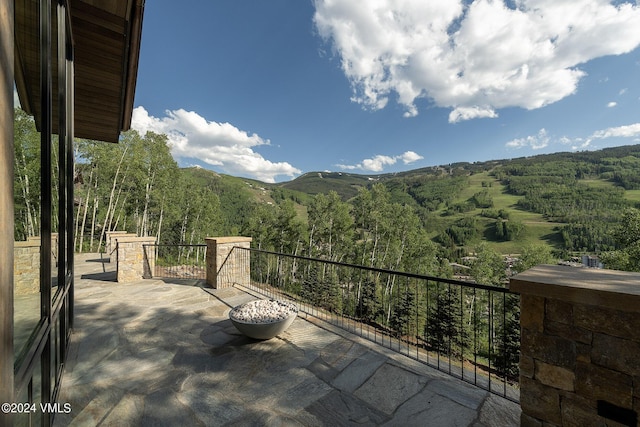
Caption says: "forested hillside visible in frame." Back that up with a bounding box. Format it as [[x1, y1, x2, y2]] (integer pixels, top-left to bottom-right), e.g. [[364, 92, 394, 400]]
[[13, 107, 640, 277], [277, 146, 640, 257]]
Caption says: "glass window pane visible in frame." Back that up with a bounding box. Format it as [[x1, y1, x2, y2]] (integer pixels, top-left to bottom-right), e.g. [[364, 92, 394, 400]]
[[13, 109, 42, 359]]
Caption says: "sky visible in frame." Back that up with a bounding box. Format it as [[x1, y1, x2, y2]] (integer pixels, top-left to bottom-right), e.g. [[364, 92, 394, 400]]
[[131, 0, 640, 183]]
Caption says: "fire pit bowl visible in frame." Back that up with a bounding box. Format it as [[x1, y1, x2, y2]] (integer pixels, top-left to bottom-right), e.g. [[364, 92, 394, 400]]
[[229, 299, 298, 340]]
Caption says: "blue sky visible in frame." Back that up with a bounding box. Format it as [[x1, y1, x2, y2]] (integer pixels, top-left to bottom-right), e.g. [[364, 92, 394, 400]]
[[131, 0, 640, 183]]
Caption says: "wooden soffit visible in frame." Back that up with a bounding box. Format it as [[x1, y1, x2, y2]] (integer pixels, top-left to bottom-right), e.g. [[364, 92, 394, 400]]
[[14, 0, 145, 143]]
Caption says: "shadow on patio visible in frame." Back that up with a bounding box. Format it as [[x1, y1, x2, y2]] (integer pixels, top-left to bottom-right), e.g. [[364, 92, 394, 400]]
[[54, 253, 520, 426]]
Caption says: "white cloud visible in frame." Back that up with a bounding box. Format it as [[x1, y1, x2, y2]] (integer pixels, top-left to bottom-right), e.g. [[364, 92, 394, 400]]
[[313, 0, 640, 122], [449, 106, 498, 123], [131, 106, 301, 183], [590, 123, 640, 139], [607, 101, 617, 108], [399, 151, 423, 164], [505, 128, 550, 150], [506, 122, 640, 151], [362, 155, 396, 171], [337, 151, 423, 172]]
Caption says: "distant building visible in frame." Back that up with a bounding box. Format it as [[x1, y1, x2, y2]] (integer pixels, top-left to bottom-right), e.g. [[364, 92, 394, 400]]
[[582, 255, 603, 269]]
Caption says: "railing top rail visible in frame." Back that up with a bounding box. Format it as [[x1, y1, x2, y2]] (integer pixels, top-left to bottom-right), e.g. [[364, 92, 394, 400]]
[[235, 246, 511, 293]]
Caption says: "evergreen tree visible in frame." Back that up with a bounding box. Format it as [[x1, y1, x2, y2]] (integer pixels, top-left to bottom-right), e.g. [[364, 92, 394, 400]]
[[301, 264, 342, 313], [390, 285, 416, 337], [356, 279, 380, 323], [491, 293, 520, 379], [425, 284, 466, 357]]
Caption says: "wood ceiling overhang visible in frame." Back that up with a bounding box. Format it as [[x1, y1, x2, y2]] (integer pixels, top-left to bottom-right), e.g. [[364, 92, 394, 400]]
[[14, 0, 145, 143]]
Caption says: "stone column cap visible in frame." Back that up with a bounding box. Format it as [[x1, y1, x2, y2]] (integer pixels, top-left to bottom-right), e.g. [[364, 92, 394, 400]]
[[510, 264, 640, 312], [205, 236, 252, 244], [14, 240, 41, 248], [115, 236, 157, 243]]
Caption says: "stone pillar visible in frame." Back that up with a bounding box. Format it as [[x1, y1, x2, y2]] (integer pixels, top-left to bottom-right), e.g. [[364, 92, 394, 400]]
[[116, 236, 156, 283], [511, 265, 640, 427], [105, 231, 132, 256], [205, 237, 252, 289], [13, 241, 41, 295]]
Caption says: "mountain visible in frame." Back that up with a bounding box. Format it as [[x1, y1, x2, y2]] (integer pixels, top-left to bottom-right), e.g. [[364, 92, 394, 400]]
[[278, 171, 375, 200], [276, 144, 640, 201], [178, 144, 640, 256]]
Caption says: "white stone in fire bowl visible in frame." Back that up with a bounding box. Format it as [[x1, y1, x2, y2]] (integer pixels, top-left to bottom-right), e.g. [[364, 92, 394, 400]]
[[229, 299, 298, 340]]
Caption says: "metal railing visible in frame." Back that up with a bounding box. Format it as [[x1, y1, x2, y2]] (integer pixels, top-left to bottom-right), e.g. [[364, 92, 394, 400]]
[[227, 246, 520, 402], [143, 244, 207, 280]]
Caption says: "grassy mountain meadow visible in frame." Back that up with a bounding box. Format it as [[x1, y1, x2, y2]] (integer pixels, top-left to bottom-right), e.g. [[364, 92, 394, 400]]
[[189, 143, 640, 258]]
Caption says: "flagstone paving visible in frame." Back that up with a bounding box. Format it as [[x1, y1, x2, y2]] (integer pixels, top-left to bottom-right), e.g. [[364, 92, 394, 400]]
[[54, 254, 520, 426]]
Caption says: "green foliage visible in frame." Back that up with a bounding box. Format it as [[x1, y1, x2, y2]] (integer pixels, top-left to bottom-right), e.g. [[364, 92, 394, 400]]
[[599, 208, 640, 271], [278, 171, 368, 200], [512, 244, 555, 274], [355, 280, 381, 322], [601, 156, 640, 189], [350, 184, 439, 273], [270, 144, 640, 261], [425, 285, 467, 357], [491, 293, 520, 379], [480, 208, 510, 220], [470, 243, 506, 286], [75, 131, 184, 246], [439, 217, 479, 246], [70, 130, 250, 250], [494, 219, 525, 241], [307, 191, 354, 261], [301, 265, 342, 313], [270, 186, 311, 205], [514, 182, 626, 223], [190, 170, 254, 234], [599, 250, 631, 271], [560, 223, 617, 252], [13, 108, 41, 240], [446, 201, 475, 215], [405, 176, 469, 211], [390, 285, 416, 337], [470, 189, 493, 208]]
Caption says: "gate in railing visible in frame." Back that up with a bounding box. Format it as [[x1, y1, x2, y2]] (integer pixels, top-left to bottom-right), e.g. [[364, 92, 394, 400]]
[[228, 246, 520, 402], [143, 244, 207, 280]]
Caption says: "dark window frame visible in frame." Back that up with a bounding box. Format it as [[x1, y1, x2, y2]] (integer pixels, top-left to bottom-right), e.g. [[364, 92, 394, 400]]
[[12, 1, 74, 425]]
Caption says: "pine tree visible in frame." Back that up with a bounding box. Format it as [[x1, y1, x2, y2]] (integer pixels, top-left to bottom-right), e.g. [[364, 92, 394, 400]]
[[356, 279, 380, 323], [390, 285, 416, 337], [425, 284, 467, 357], [491, 293, 520, 379]]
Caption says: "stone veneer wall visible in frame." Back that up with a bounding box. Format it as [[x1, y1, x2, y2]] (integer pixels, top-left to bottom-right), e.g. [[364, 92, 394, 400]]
[[105, 231, 135, 257], [14, 241, 40, 295], [26, 233, 58, 262], [14, 234, 59, 295], [205, 237, 252, 289], [116, 236, 156, 283], [511, 265, 640, 427]]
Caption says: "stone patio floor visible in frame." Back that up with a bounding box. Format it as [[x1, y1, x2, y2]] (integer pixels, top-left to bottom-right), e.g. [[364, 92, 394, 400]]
[[54, 253, 520, 426]]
